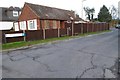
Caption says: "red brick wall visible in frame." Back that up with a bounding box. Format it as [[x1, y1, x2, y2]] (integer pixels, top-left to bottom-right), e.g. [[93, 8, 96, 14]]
[[60, 21, 65, 29], [37, 19, 40, 30], [18, 4, 40, 30], [41, 20, 62, 29], [19, 4, 38, 21]]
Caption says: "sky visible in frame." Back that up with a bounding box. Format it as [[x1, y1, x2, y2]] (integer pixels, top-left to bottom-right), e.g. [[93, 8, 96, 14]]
[[0, 0, 119, 19]]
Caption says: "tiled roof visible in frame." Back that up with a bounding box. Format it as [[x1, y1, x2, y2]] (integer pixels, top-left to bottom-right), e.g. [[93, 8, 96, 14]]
[[26, 2, 81, 21], [0, 7, 21, 21]]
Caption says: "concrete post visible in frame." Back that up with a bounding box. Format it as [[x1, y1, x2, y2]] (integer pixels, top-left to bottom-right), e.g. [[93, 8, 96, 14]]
[[81, 23, 84, 34], [23, 30, 26, 41], [72, 21, 74, 36], [43, 29, 46, 39], [58, 26, 60, 37]]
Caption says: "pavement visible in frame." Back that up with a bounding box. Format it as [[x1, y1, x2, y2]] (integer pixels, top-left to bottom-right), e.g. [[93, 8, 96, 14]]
[[2, 28, 119, 78]]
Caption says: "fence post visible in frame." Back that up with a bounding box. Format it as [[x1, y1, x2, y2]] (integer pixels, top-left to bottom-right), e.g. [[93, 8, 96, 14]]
[[92, 23, 94, 32], [81, 23, 83, 34], [43, 29, 46, 39], [4, 33, 6, 43], [58, 26, 60, 37], [67, 28, 69, 36], [72, 21, 74, 36], [87, 23, 88, 33], [23, 30, 26, 41], [108, 23, 110, 30]]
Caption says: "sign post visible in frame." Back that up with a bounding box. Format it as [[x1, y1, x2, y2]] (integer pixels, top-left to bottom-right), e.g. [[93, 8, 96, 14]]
[[23, 30, 26, 41]]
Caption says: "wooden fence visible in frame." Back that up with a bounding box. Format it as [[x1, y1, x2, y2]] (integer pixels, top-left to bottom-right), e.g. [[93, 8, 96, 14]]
[[1, 22, 109, 43]]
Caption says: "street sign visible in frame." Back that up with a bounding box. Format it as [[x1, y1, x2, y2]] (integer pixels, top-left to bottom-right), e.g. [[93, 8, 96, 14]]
[[5, 33, 26, 38]]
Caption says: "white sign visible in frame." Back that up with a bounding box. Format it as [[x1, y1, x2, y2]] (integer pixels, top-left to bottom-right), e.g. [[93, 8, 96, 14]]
[[5, 33, 25, 38]]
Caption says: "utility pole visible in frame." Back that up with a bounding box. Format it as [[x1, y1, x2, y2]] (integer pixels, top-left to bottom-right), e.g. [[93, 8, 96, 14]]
[[70, 17, 74, 36], [81, 0, 86, 34], [81, 0, 86, 19]]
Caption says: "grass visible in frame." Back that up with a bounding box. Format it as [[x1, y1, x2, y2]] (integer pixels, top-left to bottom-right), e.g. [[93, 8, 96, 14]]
[[2, 30, 111, 50]]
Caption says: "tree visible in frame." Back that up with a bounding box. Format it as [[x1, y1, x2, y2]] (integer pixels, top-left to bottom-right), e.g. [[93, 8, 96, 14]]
[[84, 7, 95, 21], [98, 5, 112, 22]]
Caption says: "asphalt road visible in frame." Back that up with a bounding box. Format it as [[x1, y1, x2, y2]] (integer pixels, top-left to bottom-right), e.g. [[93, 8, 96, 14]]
[[2, 28, 119, 78]]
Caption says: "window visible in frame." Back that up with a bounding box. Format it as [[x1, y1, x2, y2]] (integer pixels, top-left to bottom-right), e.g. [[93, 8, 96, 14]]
[[20, 21, 26, 30], [13, 11, 18, 17], [43, 20, 59, 29], [53, 21, 57, 29], [19, 11, 21, 15], [29, 21, 35, 29], [27, 19, 37, 30], [44, 20, 50, 29], [14, 22, 19, 31], [60, 21, 65, 29]]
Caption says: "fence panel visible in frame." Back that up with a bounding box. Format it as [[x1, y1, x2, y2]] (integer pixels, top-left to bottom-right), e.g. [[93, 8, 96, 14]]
[[1, 22, 110, 43], [60, 28, 67, 36], [25, 30, 43, 41], [74, 23, 81, 35], [65, 23, 72, 36], [45, 29, 58, 38], [83, 23, 87, 33], [4, 31, 24, 43]]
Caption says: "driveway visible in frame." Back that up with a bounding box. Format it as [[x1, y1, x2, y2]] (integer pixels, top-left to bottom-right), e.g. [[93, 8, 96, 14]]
[[2, 29, 119, 78]]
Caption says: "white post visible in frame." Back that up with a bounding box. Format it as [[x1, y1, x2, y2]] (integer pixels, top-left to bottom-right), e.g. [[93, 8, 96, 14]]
[[67, 28, 69, 36], [42, 21, 46, 40], [72, 21, 74, 36], [43, 29, 46, 39], [58, 28, 60, 37], [23, 30, 26, 41], [58, 25, 60, 37]]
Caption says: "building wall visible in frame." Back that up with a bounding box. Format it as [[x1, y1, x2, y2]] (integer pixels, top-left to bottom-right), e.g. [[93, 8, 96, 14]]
[[14, 22, 19, 31], [7, 10, 20, 20], [18, 4, 41, 30], [18, 4, 65, 31], [40, 20, 60, 29], [118, 1, 120, 19], [0, 8, 2, 20], [40, 20, 65, 29], [18, 4, 38, 21], [0, 21, 13, 30], [15, 19, 38, 31]]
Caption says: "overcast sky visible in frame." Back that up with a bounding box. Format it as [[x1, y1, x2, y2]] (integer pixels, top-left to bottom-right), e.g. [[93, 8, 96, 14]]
[[0, 0, 119, 19]]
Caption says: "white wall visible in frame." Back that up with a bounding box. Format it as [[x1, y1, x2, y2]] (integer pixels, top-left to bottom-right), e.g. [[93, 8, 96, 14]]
[[14, 22, 19, 31], [17, 19, 37, 31], [0, 21, 13, 30], [19, 21, 26, 30], [118, 1, 120, 19]]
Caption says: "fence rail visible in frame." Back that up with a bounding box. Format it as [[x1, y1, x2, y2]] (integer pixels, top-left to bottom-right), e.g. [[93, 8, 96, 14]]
[[1, 22, 109, 43]]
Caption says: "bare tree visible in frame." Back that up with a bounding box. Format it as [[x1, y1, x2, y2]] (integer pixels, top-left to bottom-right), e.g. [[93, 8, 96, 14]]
[[84, 7, 95, 21], [109, 5, 118, 19]]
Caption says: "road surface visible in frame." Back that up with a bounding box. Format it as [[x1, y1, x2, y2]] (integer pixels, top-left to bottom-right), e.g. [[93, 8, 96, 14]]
[[2, 29, 119, 78]]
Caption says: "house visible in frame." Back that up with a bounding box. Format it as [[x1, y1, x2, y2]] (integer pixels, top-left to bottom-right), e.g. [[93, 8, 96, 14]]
[[0, 6, 21, 31], [16, 2, 82, 31]]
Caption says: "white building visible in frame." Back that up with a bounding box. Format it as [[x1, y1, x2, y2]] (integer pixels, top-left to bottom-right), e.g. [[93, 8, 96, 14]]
[[118, 1, 120, 19], [0, 6, 21, 31]]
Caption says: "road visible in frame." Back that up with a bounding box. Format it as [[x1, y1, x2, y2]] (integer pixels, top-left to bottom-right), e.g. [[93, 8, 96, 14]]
[[2, 29, 119, 78]]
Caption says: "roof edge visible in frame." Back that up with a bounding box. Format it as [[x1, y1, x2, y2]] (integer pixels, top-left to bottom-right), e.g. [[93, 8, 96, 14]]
[[25, 2, 40, 18]]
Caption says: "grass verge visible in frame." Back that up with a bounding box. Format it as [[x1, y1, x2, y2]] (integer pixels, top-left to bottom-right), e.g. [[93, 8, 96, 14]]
[[2, 30, 111, 50]]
